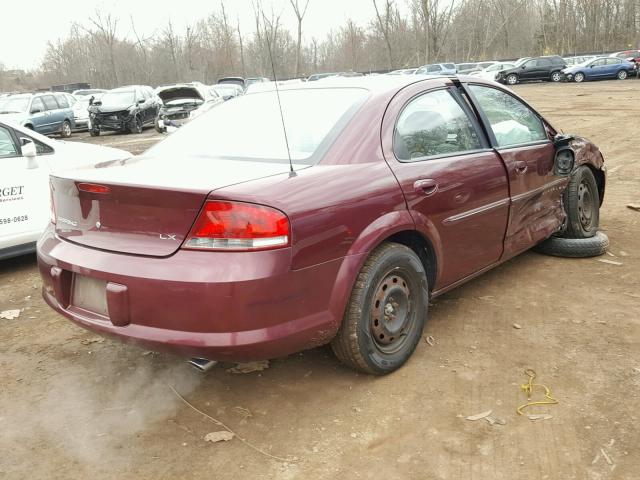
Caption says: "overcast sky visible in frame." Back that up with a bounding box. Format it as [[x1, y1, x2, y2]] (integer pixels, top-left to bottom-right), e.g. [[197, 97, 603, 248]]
[[1, 0, 403, 70]]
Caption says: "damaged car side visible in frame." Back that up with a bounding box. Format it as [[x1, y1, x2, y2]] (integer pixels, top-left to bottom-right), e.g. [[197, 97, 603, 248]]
[[89, 86, 159, 136], [154, 83, 223, 133]]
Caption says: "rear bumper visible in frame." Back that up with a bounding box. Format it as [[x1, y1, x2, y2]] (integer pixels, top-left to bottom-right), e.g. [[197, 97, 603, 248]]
[[36, 225, 351, 361]]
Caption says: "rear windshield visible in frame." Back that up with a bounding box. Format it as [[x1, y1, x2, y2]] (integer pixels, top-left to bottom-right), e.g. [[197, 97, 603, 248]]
[[0, 96, 30, 114], [147, 87, 368, 164]]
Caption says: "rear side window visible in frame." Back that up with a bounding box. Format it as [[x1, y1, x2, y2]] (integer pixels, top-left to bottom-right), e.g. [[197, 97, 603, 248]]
[[606, 58, 621, 65], [394, 89, 482, 161], [41, 95, 59, 111], [426, 65, 442, 73], [56, 94, 69, 108], [0, 125, 18, 157], [469, 85, 547, 147], [443, 63, 455, 70]]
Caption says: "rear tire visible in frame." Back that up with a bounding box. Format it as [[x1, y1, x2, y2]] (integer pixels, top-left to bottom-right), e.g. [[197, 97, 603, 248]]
[[551, 70, 562, 82], [331, 243, 428, 375], [617, 70, 628, 80], [506, 74, 518, 85], [559, 166, 600, 239], [61, 120, 72, 138], [534, 232, 609, 258]]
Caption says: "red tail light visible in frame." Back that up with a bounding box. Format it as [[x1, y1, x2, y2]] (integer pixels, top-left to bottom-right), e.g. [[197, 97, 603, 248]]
[[183, 201, 290, 251], [78, 183, 111, 194]]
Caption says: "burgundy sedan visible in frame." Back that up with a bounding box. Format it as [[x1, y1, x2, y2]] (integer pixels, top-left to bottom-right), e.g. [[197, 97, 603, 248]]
[[37, 76, 606, 374]]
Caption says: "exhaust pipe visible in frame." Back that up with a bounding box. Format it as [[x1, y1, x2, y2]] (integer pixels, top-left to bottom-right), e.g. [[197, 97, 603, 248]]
[[188, 357, 218, 373]]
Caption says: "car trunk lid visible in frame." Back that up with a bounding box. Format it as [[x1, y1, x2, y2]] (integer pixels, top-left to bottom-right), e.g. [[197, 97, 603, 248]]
[[51, 155, 298, 257]]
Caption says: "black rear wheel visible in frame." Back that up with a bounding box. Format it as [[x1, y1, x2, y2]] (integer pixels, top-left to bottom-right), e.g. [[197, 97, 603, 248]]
[[617, 70, 628, 80], [331, 243, 428, 375], [60, 120, 72, 138]]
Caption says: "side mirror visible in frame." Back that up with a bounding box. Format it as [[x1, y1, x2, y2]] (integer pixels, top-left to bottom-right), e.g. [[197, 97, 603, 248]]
[[138, 99, 146, 104], [89, 96, 95, 105], [21, 138, 38, 169]]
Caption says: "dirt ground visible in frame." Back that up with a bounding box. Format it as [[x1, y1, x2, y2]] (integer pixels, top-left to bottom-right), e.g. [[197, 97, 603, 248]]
[[1, 81, 639, 480]]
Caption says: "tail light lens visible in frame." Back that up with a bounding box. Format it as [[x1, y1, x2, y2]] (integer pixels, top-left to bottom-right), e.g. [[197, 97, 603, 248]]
[[183, 201, 290, 251]]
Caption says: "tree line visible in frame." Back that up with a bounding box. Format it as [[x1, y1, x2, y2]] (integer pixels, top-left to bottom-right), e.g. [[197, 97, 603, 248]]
[[2, 0, 639, 91]]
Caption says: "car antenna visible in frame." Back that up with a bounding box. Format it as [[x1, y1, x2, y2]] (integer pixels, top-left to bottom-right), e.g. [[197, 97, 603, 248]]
[[262, 14, 295, 175]]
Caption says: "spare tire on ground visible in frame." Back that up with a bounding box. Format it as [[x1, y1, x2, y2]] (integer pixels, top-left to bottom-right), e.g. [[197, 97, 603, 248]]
[[533, 231, 609, 258]]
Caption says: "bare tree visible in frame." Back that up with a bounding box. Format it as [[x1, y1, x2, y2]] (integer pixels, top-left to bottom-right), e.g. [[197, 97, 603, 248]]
[[289, 0, 311, 77], [372, 0, 395, 69]]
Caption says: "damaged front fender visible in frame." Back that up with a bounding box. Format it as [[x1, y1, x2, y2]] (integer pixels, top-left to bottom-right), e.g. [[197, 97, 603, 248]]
[[569, 135, 606, 205]]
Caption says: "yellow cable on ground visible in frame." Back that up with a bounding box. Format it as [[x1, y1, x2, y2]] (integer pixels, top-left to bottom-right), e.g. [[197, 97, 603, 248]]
[[517, 368, 559, 415]]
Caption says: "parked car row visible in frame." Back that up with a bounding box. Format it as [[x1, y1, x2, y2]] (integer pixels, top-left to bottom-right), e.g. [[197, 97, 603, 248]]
[[374, 49, 639, 85]]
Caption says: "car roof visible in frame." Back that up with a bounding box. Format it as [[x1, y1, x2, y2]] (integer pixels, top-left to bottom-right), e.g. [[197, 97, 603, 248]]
[[243, 74, 467, 98]]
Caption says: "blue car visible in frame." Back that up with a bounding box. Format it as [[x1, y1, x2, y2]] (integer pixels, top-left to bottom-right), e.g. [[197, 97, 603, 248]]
[[0, 92, 75, 137], [562, 57, 635, 83]]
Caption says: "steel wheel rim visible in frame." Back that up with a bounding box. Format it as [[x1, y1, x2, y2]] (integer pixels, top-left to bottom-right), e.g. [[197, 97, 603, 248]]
[[370, 269, 415, 354], [578, 181, 594, 230]]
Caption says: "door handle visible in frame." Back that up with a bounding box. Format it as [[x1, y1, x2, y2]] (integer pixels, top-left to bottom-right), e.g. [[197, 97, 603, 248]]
[[514, 161, 528, 175], [413, 178, 438, 196]]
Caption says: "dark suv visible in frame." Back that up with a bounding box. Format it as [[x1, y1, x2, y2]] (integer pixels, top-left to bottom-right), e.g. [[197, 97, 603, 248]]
[[89, 86, 160, 136], [496, 56, 567, 85]]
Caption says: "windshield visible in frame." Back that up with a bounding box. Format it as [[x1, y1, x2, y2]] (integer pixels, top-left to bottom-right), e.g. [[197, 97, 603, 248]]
[[514, 58, 529, 67], [488, 63, 512, 72], [0, 96, 30, 114], [147, 87, 368, 164], [100, 91, 135, 107]]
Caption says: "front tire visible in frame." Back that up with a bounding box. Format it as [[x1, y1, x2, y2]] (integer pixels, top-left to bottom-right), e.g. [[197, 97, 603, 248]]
[[89, 127, 100, 137], [559, 166, 600, 238], [60, 120, 72, 138], [130, 115, 143, 134], [617, 70, 628, 80], [331, 243, 428, 375], [551, 71, 562, 82], [574, 72, 585, 83], [506, 74, 518, 85]]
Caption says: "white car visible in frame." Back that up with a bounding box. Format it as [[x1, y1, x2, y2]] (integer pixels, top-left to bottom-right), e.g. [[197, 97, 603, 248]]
[[470, 62, 516, 82], [1, 120, 130, 259]]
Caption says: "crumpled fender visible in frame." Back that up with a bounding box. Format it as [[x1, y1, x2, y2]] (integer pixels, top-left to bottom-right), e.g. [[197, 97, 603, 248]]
[[569, 135, 606, 203], [571, 135, 605, 170]]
